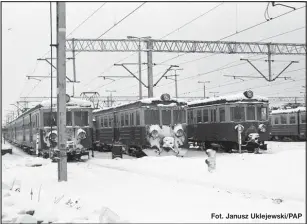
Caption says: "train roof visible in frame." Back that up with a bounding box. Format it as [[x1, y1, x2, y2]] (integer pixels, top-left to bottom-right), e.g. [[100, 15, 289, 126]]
[[271, 107, 306, 114], [5, 98, 93, 126], [93, 94, 187, 114], [39, 98, 93, 109], [188, 91, 269, 107]]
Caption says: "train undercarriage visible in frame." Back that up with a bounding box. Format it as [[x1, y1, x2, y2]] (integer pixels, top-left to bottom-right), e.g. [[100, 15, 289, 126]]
[[189, 140, 267, 153]]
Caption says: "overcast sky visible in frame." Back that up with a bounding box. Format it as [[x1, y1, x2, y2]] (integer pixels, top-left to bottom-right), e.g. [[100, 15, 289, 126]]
[[2, 1, 306, 123]]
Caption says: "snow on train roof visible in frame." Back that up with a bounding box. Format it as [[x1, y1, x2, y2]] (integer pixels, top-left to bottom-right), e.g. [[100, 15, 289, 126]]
[[93, 96, 187, 113], [188, 92, 268, 106], [271, 107, 306, 114], [39, 98, 92, 108]]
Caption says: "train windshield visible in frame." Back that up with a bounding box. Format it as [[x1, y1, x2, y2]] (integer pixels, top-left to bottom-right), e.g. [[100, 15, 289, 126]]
[[256, 106, 268, 121], [162, 109, 171, 125], [144, 109, 160, 125], [144, 108, 186, 125], [173, 109, 186, 124], [74, 111, 89, 126], [246, 105, 256, 120], [230, 106, 245, 122], [43, 112, 57, 126]]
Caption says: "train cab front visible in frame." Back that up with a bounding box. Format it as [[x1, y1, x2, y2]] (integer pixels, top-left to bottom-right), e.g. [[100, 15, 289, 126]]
[[237, 122, 269, 152], [145, 123, 188, 157], [142, 94, 189, 157]]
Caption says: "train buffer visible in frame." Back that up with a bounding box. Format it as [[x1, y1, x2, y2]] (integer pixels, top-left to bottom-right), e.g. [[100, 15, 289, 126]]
[[2, 143, 12, 156]]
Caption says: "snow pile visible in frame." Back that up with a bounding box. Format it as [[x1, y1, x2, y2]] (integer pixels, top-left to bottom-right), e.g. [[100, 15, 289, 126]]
[[271, 107, 306, 114], [188, 92, 269, 106], [40, 97, 93, 108], [2, 141, 305, 223], [2, 142, 12, 150], [141, 97, 187, 104]]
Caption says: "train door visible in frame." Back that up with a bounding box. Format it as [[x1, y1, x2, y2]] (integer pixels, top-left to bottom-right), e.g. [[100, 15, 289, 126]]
[[113, 111, 120, 142]]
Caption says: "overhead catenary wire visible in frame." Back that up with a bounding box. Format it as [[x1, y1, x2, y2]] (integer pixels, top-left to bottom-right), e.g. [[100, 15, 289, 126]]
[[67, 3, 107, 38], [95, 3, 224, 83], [181, 68, 305, 96], [79, 3, 147, 91], [106, 4, 225, 93], [40, 3, 107, 59], [22, 3, 108, 99], [149, 25, 306, 91], [118, 5, 306, 96], [159, 3, 224, 39]]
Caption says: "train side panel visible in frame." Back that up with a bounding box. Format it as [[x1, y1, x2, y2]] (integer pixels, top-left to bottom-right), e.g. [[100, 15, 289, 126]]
[[188, 122, 270, 143], [271, 124, 298, 138]]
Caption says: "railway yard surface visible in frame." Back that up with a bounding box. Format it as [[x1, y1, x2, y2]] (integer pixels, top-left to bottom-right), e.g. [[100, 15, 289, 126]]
[[2, 141, 305, 223]]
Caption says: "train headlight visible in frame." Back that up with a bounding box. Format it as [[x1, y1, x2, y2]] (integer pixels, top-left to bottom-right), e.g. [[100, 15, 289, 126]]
[[176, 129, 184, 137], [160, 93, 171, 101], [77, 128, 87, 140], [258, 124, 266, 133], [49, 132, 58, 143], [243, 90, 253, 98], [151, 130, 159, 138]]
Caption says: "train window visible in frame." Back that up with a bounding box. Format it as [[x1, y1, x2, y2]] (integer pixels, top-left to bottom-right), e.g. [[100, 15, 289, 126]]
[[130, 113, 135, 126], [121, 113, 124, 126], [301, 114, 306, 123], [100, 117, 103, 127], [219, 107, 225, 122], [173, 109, 186, 124], [136, 111, 140, 125], [43, 112, 57, 126], [197, 110, 202, 123], [202, 109, 209, 122], [74, 111, 89, 126], [230, 106, 245, 122], [289, 116, 296, 124], [274, 116, 279, 124], [66, 111, 72, 126], [104, 117, 108, 127], [145, 109, 160, 125], [280, 115, 287, 124], [125, 113, 129, 126], [210, 108, 217, 122], [109, 115, 112, 127], [246, 105, 256, 120], [162, 110, 172, 125], [257, 106, 268, 121], [188, 110, 193, 123]]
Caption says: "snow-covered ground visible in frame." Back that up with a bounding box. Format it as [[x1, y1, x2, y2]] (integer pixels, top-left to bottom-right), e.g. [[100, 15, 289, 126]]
[[2, 141, 305, 223]]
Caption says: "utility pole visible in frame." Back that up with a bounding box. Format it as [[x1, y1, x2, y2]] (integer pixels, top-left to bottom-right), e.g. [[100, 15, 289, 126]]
[[147, 40, 154, 98], [71, 38, 77, 97], [198, 81, 210, 99], [106, 90, 116, 107], [126, 36, 151, 99], [56, 2, 67, 182], [165, 68, 183, 98]]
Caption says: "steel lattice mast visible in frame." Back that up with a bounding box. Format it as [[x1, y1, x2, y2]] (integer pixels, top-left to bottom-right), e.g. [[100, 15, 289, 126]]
[[66, 38, 306, 97]]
